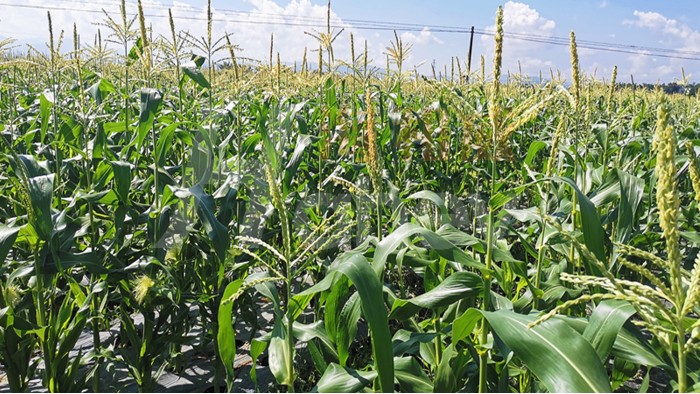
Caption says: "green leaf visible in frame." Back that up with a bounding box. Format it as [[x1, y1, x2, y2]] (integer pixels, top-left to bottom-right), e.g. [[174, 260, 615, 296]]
[[526, 140, 547, 167], [103, 121, 126, 135], [67, 279, 87, 306], [259, 124, 279, 173], [583, 300, 636, 361], [611, 358, 639, 391], [392, 329, 437, 357], [292, 321, 338, 361], [190, 125, 215, 187], [127, 37, 143, 63], [324, 274, 348, 344], [331, 254, 394, 392], [394, 356, 432, 393], [493, 176, 609, 267], [336, 292, 361, 366], [88, 79, 102, 105], [14, 154, 49, 178], [433, 343, 458, 392], [555, 176, 609, 267], [405, 190, 449, 222], [218, 279, 243, 390], [307, 340, 328, 376], [252, 274, 282, 317], [137, 88, 162, 149], [0, 225, 20, 263], [481, 309, 612, 393], [452, 308, 483, 345], [269, 331, 293, 386], [615, 170, 644, 243], [181, 55, 210, 89], [50, 251, 109, 275], [283, 134, 312, 194], [56, 299, 88, 360], [240, 133, 262, 157], [39, 91, 53, 144], [316, 363, 377, 393], [489, 183, 528, 211], [612, 322, 665, 367], [590, 178, 621, 207], [155, 123, 181, 167], [505, 207, 541, 223], [249, 339, 268, 388], [27, 174, 54, 241], [191, 54, 206, 68], [373, 223, 486, 277], [88, 78, 114, 105], [639, 368, 651, 393], [389, 271, 482, 320], [110, 161, 133, 203], [188, 185, 229, 262], [562, 318, 666, 367]]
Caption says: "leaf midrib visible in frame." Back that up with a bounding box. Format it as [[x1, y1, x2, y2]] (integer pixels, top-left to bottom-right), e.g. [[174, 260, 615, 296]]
[[508, 316, 604, 393]]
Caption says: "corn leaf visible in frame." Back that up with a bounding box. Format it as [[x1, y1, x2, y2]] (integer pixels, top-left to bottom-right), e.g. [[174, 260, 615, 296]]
[[555, 176, 609, 266], [0, 225, 20, 263], [316, 363, 377, 393], [189, 185, 229, 262], [481, 309, 612, 393], [331, 253, 394, 392], [181, 55, 210, 89], [394, 356, 432, 393], [562, 317, 666, 367], [218, 279, 243, 391], [27, 174, 54, 241], [373, 223, 486, 276], [269, 321, 294, 386], [389, 271, 482, 320], [336, 291, 361, 366], [583, 300, 637, 361], [615, 169, 645, 243], [137, 88, 162, 149]]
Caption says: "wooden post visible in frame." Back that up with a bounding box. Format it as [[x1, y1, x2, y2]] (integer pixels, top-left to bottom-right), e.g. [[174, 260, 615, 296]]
[[466, 26, 474, 82]]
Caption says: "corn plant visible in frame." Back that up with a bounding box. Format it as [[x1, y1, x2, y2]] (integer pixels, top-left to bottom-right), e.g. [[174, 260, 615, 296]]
[[1, 4, 700, 393]]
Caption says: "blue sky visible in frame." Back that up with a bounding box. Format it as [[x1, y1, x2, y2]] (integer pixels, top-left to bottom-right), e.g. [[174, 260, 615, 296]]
[[2, 0, 700, 83]]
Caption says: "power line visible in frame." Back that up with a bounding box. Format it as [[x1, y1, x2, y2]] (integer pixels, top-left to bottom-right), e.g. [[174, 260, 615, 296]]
[[475, 30, 700, 61], [0, 2, 440, 32], [1, 0, 699, 61], [476, 28, 700, 58], [65, 0, 479, 32]]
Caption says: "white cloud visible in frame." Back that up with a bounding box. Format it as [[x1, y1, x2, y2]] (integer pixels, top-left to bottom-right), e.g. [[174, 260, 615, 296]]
[[628, 53, 676, 81], [624, 10, 700, 51], [624, 11, 669, 31], [502, 1, 556, 34], [0, 0, 373, 67], [221, 0, 366, 64], [401, 27, 443, 46], [598, 0, 608, 8], [393, 28, 444, 75], [622, 10, 699, 81], [480, 1, 556, 76], [655, 64, 675, 77], [628, 50, 651, 75], [0, 1, 98, 44], [518, 57, 554, 71]]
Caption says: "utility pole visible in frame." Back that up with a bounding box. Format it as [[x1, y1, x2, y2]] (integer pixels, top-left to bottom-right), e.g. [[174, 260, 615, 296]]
[[466, 26, 475, 83]]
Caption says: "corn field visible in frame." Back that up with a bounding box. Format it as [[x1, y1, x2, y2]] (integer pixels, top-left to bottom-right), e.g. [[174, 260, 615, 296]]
[[0, 2, 699, 393]]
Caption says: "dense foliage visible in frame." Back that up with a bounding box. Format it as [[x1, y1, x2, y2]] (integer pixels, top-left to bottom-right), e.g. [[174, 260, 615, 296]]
[[0, 3, 699, 393]]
